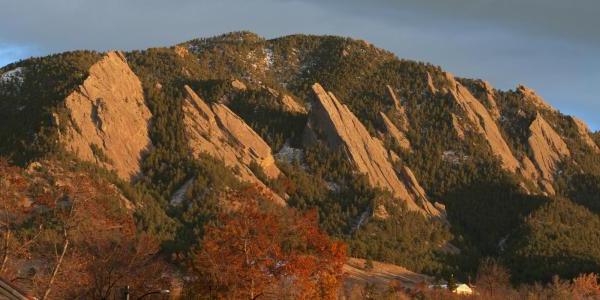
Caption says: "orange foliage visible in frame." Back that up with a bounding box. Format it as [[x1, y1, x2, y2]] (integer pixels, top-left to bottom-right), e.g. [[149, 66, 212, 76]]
[[188, 186, 347, 299], [572, 273, 600, 298]]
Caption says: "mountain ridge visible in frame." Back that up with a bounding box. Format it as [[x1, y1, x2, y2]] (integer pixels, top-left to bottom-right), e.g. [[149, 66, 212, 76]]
[[2, 31, 600, 288]]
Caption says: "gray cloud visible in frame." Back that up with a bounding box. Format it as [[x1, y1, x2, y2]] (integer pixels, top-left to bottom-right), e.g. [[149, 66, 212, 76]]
[[0, 0, 598, 129]]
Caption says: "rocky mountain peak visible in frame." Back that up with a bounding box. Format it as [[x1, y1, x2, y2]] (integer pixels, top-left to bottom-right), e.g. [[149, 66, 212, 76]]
[[517, 85, 556, 112], [525, 113, 571, 195], [304, 83, 443, 218], [181, 85, 284, 205], [386, 85, 410, 131], [442, 72, 520, 172], [62, 51, 152, 180], [572, 117, 600, 153], [380, 112, 411, 151]]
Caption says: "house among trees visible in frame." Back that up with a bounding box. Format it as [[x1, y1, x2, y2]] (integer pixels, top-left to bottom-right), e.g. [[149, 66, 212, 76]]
[[454, 283, 474, 295], [429, 282, 474, 295]]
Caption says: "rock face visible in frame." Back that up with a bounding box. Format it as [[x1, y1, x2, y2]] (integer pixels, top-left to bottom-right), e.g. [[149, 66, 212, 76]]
[[442, 73, 519, 172], [231, 79, 247, 91], [264, 86, 307, 114], [304, 83, 443, 218], [62, 51, 152, 180], [517, 85, 556, 112], [281, 94, 307, 114], [386, 85, 410, 131], [397, 166, 443, 217], [380, 112, 411, 151], [451, 114, 466, 140], [182, 85, 284, 205], [477, 80, 500, 119], [524, 114, 571, 195], [572, 117, 600, 153], [426, 72, 438, 94]]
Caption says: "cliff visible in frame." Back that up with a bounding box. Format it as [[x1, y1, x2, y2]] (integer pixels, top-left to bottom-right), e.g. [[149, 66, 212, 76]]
[[62, 51, 152, 180], [525, 114, 571, 195], [442, 72, 520, 172], [304, 83, 443, 218], [181, 85, 284, 205]]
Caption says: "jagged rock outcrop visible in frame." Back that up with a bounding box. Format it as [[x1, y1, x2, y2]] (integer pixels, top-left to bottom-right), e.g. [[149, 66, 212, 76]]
[[380, 112, 411, 151], [442, 72, 519, 172], [182, 85, 284, 205], [304, 83, 443, 218], [174, 46, 189, 58], [231, 79, 247, 91], [62, 51, 152, 180], [386, 85, 410, 131], [426, 72, 438, 94], [397, 166, 444, 217], [517, 85, 556, 112], [264, 86, 307, 114], [477, 80, 500, 119], [525, 114, 571, 195], [451, 114, 466, 140], [572, 117, 600, 153], [281, 94, 307, 114]]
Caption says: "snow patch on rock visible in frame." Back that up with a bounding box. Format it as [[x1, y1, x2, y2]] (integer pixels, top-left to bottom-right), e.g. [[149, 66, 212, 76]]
[[275, 143, 305, 164], [170, 178, 195, 206], [1, 67, 25, 84], [263, 47, 274, 68]]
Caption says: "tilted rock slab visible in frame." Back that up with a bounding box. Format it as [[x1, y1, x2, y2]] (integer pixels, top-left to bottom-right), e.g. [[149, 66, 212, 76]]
[[525, 114, 571, 195], [305, 83, 443, 218], [443, 72, 520, 172], [476, 80, 500, 120], [182, 85, 284, 205], [386, 85, 410, 131], [380, 112, 411, 151], [62, 51, 152, 180], [426, 72, 438, 95], [264, 85, 307, 114], [517, 85, 556, 112], [572, 117, 600, 153]]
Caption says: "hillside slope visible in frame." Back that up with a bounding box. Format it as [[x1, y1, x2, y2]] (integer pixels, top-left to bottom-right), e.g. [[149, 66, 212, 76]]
[[2, 31, 600, 285]]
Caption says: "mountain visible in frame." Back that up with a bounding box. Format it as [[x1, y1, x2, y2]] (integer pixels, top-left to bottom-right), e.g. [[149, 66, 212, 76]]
[[2, 31, 600, 295]]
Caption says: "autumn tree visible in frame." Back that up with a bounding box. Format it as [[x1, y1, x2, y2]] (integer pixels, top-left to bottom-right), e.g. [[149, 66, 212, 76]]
[[50, 173, 171, 299], [0, 159, 28, 275], [475, 258, 511, 299], [187, 186, 347, 299], [82, 233, 170, 299], [572, 273, 600, 298]]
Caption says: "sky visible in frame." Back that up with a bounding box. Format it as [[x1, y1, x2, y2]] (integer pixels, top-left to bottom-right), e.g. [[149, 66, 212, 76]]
[[1, 0, 598, 130]]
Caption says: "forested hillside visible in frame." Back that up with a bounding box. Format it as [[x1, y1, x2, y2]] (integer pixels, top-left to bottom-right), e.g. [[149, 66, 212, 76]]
[[1, 31, 600, 297]]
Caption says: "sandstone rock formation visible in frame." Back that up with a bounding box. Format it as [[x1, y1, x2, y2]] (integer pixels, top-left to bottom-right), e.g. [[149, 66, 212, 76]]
[[380, 112, 411, 151], [265, 86, 307, 114], [477, 80, 500, 119], [426, 72, 438, 94], [281, 94, 307, 114], [442, 72, 519, 172], [174, 45, 189, 58], [451, 114, 466, 140], [397, 166, 442, 217], [231, 79, 247, 91], [517, 85, 556, 112], [386, 85, 410, 131], [62, 51, 152, 180], [182, 85, 284, 205], [572, 117, 600, 153], [304, 83, 443, 218], [525, 114, 571, 195]]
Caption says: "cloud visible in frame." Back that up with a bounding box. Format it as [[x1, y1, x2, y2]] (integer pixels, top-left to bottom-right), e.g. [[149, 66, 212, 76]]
[[0, 0, 598, 129]]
